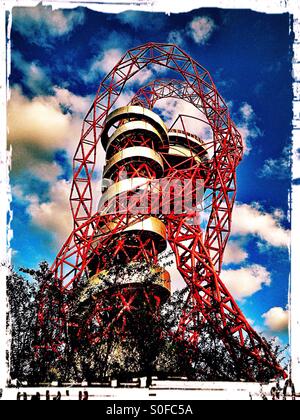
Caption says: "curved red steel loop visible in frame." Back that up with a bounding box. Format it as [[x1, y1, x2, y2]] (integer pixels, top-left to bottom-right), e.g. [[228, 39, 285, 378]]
[[130, 78, 242, 274], [70, 43, 232, 231]]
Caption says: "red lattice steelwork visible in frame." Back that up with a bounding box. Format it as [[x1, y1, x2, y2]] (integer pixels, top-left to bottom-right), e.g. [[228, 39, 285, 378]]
[[35, 43, 285, 380]]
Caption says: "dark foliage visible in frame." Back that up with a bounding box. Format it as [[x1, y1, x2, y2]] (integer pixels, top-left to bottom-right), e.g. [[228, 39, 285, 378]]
[[6, 261, 288, 384], [6, 267, 37, 381]]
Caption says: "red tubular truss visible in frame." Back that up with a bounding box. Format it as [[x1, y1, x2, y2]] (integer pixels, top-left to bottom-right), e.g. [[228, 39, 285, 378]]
[[36, 43, 285, 380]]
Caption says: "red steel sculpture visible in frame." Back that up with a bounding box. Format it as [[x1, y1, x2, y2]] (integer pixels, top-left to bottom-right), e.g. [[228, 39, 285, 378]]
[[35, 43, 285, 380]]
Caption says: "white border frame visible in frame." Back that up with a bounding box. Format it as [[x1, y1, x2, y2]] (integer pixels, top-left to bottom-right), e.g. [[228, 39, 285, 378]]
[[0, 0, 299, 397]]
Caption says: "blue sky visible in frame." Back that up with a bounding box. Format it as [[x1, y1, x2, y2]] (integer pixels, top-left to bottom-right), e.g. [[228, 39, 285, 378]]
[[7, 5, 292, 347]]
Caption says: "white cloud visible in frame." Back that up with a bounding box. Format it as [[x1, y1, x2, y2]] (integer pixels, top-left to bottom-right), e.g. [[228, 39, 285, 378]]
[[170, 264, 186, 292], [27, 179, 73, 244], [222, 264, 271, 301], [232, 203, 290, 248], [8, 86, 91, 171], [8, 87, 75, 150], [12, 184, 26, 201], [263, 307, 289, 332], [189, 16, 216, 45], [236, 103, 262, 154], [24, 167, 116, 245], [259, 146, 291, 180], [12, 5, 85, 45], [30, 162, 63, 183], [116, 11, 165, 31], [154, 97, 213, 141], [8, 86, 107, 225], [83, 49, 123, 82], [109, 87, 136, 110], [12, 51, 52, 95], [53, 87, 91, 115], [240, 103, 253, 120], [127, 68, 154, 86], [149, 63, 169, 75], [83, 48, 155, 86], [167, 30, 185, 46], [166, 16, 216, 50], [117, 11, 143, 29], [159, 245, 186, 293], [223, 241, 248, 265], [94, 48, 122, 75]]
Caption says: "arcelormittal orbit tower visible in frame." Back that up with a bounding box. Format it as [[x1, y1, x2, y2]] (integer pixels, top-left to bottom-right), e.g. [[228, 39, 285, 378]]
[[35, 43, 285, 381]]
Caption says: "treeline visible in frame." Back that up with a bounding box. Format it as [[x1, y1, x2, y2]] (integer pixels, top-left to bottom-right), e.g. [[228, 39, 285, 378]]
[[6, 262, 288, 385]]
